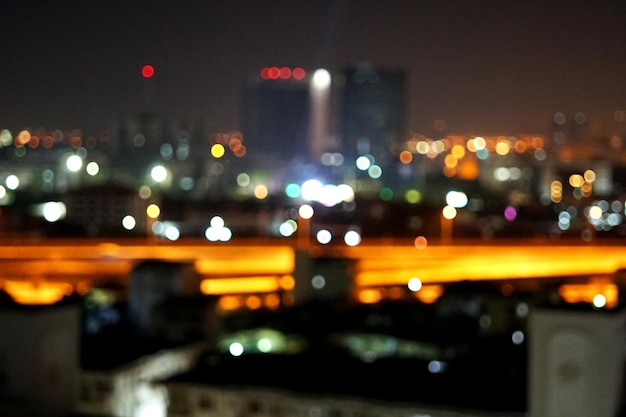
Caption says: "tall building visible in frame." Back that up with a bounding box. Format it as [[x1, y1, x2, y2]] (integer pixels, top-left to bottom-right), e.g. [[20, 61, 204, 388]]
[[241, 67, 333, 169], [242, 68, 311, 162], [340, 65, 407, 171]]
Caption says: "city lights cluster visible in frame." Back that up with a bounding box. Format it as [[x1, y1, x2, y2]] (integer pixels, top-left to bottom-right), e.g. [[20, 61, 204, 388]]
[[259, 66, 306, 80], [585, 200, 624, 232], [210, 131, 247, 158], [549, 171, 598, 204], [285, 179, 355, 207], [205, 216, 232, 242], [400, 134, 547, 180], [0, 128, 113, 151]]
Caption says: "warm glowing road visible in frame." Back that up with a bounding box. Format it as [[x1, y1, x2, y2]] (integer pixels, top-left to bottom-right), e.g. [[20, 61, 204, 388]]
[[1, 238, 626, 288]]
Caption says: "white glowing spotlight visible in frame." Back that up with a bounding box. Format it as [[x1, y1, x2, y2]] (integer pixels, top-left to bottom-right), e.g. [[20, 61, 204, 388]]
[[229, 342, 244, 356], [66, 155, 83, 172], [5, 174, 19, 190], [311, 68, 331, 90], [150, 165, 168, 183], [316, 229, 332, 244], [446, 191, 468, 208], [301, 179, 323, 201], [408, 277, 423, 292], [298, 204, 314, 219], [86, 161, 100, 176], [279, 220, 297, 237], [344, 230, 361, 247], [205, 216, 232, 242], [164, 225, 180, 241], [300, 180, 354, 207], [121, 215, 136, 231], [42, 202, 67, 222], [442, 205, 457, 220]]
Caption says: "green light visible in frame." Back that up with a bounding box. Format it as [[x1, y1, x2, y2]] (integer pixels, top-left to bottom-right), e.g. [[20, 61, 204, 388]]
[[285, 183, 301, 198], [379, 187, 393, 201], [405, 189, 422, 204]]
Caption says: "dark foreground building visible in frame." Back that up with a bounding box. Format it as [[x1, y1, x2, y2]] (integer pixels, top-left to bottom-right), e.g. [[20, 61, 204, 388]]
[[158, 286, 626, 417], [160, 297, 529, 417]]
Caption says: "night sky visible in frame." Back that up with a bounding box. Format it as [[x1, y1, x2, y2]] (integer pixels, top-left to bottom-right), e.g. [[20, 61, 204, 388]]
[[2, 0, 625, 137]]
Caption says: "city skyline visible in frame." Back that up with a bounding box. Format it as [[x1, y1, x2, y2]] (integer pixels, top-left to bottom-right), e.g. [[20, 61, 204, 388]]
[[2, 0, 625, 137], [3, 4, 626, 415]]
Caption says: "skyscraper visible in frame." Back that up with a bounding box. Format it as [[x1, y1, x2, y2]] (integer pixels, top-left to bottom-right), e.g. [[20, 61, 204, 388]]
[[242, 67, 312, 164], [340, 65, 407, 170]]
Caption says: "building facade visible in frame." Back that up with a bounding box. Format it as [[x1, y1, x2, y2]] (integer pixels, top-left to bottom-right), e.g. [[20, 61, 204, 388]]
[[340, 65, 407, 173]]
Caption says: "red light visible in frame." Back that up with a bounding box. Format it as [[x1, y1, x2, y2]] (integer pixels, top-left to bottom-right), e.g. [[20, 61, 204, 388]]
[[267, 66, 280, 79], [260, 66, 306, 81], [141, 65, 155, 78], [279, 67, 292, 79], [292, 67, 306, 80]]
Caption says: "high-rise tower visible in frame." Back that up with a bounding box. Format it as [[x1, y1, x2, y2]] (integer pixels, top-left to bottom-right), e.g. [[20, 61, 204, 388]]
[[340, 65, 407, 169], [242, 67, 333, 167]]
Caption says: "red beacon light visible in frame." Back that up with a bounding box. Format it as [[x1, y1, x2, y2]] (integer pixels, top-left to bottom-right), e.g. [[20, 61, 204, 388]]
[[260, 67, 306, 80], [279, 67, 292, 79], [292, 67, 306, 80], [141, 65, 155, 79]]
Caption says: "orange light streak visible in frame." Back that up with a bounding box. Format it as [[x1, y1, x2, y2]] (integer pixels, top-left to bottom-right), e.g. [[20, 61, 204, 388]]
[[0, 260, 134, 277], [354, 245, 626, 286], [3, 241, 626, 306], [200, 276, 286, 295], [194, 247, 294, 276]]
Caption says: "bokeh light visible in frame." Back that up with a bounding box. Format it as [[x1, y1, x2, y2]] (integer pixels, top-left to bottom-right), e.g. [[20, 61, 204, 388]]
[[504, 206, 517, 221], [316, 229, 332, 244], [414, 236, 428, 249], [164, 225, 180, 241], [210, 143, 226, 158], [42, 202, 66, 222], [229, 342, 244, 356], [66, 155, 83, 172], [254, 185, 269, 200], [344, 230, 361, 246], [298, 204, 314, 219], [405, 189, 421, 204], [86, 161, 100, 176], [445, 191, 468, 208], [311, 68, 331, 89], [146, 204, 160, 219], [5, 175, 19, 190], [279, 220, 297, 237], [122, 215, 136, 230], [408, 277, 423, 292], [442, 205, 457, 220], [150, 165, 168, 183], [141, 64, 155, 78]]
